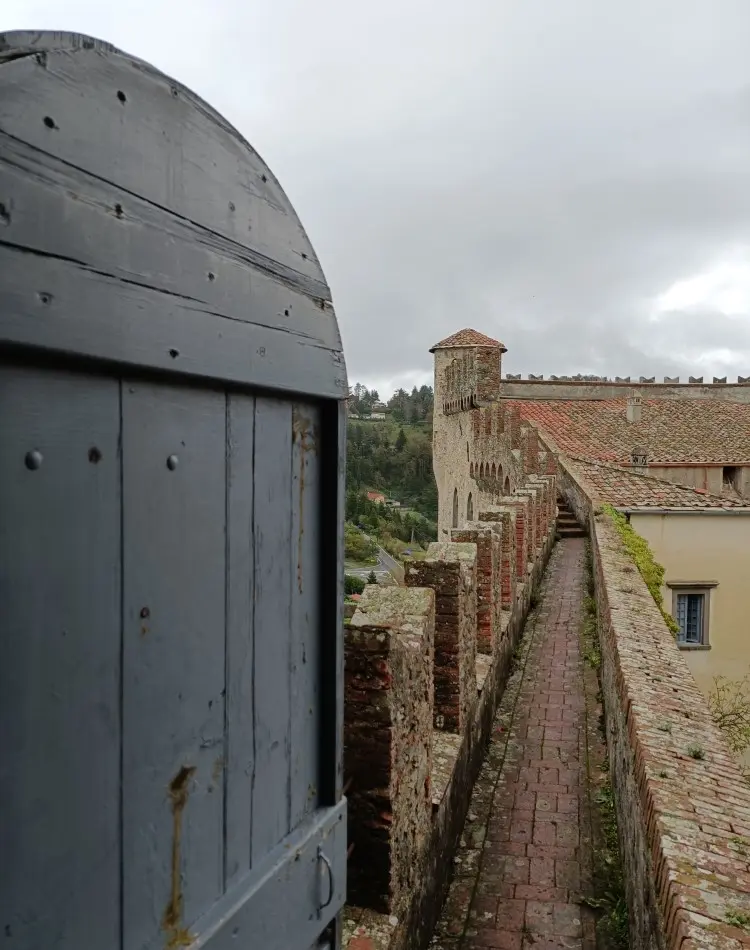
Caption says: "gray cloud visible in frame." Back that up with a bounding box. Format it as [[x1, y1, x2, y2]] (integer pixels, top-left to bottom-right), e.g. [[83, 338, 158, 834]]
[[6, 0, 750, 390]]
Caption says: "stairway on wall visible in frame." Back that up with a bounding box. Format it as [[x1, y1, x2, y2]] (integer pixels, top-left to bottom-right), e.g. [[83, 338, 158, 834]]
[[556, 497, 587, 538]]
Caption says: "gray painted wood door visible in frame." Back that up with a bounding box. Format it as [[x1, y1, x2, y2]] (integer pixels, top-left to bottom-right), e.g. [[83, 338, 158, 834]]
[[0, 29, 346, 950]]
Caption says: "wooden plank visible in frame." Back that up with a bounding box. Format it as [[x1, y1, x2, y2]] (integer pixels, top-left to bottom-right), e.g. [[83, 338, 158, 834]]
[[290, 403, 322, 826], [224, 393, 255, 887], [0, 363, 120, 950], [0, 138, 334, 334], [121, 380, 226, 949], [0, 44, 326, 287], [0, 244, 346, 400], [251, 397, 293, 861], [192, 801, 347, 950]]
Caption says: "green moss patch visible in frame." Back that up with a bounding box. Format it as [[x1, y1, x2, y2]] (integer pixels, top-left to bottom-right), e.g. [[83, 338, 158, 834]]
[[602, 505, 679, 635]]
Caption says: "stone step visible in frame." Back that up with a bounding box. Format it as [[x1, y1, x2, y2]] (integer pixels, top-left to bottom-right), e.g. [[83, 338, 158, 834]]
[[557, 525, 587, 538]]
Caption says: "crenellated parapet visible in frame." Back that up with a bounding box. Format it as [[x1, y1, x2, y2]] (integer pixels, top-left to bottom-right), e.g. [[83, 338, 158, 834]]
[[343, 474, 558, 950]]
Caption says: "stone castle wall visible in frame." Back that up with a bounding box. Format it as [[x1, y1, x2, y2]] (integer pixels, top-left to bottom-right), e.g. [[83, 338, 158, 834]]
[[433, 348, 559, 539], [343, 456, 558, 950], [344, 335, 750, 950]]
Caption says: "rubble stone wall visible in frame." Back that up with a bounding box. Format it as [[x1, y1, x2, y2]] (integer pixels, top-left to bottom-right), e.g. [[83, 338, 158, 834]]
[[344, 587, 435, 916]]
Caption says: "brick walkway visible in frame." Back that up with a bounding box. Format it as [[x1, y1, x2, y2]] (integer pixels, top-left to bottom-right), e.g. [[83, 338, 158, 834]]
[[431, 539, 601, 950]]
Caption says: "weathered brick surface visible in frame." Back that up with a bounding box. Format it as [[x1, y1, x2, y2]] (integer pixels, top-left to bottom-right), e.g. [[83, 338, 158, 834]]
[[450, 523, 501, 656], [489, 497, 530, 578], [534, 475, 558, 529], [558, 455, 750, 950], [345, 586, 435, 915], [343, 506, 557, 950], [476, 347, 501, 402], [514, 485, 543, 555], [431, 541, 598, 950], [520, 424, 540, 475], [405, 542, 477, 733], [478, 507, 517, 608]]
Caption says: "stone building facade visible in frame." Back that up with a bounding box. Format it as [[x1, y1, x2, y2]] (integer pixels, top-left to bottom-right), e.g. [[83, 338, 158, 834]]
[[431, 327, 750, 529]]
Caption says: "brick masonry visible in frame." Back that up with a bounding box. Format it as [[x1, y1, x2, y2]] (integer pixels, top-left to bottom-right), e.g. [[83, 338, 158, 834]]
[[345, 586, 435, 916], [344, 481, 558, 950], [559, 454, 750, 950], [405, 543, 478, 733], [450, 523, 501, 656], [431, 540, 600, 950]]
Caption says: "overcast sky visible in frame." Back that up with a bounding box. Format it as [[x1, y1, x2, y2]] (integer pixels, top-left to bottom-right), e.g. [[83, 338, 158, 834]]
[[6, 1, 750, 397]]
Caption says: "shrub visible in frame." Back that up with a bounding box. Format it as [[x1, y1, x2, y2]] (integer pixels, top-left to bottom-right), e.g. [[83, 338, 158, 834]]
[[344, 574, 366, 596]]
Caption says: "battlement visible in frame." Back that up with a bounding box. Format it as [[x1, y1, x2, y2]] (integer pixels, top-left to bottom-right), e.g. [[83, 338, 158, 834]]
[[499, 375, 750, 404], [506, 373, 750, 383], [343, 470, 558, 949], [432, 329, 750, 410]]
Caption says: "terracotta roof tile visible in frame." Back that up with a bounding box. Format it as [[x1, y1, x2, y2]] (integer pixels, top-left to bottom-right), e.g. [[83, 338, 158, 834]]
[[514, 398, 750, 464], [430, 328, 507, 351], [567, 457, 749, 509]]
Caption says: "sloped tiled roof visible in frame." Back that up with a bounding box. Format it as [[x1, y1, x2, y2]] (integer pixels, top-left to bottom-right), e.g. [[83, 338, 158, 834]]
[[566, 457, 750, 509], [430, 328, 507, 352], [514, 398, 750, 464]]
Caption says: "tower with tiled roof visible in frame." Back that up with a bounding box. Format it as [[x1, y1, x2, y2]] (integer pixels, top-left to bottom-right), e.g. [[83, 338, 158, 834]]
[[431, 329, 510, 532]]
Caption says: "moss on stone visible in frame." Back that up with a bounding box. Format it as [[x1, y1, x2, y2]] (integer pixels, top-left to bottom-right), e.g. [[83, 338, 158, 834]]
[[602, 504, 679, 635]]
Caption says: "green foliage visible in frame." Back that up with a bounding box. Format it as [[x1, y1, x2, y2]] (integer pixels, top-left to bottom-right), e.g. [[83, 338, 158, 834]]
[[344, 523, 378, 564], [344, 574, 366, 596], [347, 417, 437, 522], [367, 570, 378, 585], [687, 743, 705, 760], [725, 910, 750, 931], [386, 385, 434, 425], [585, 778, 629, 949], [347, 489, 436, 546], [602, 505, 679, 635], [348, 383, 380, 418], [579, 542, 628, 949], [730, 835, 749, 857], [581, 544, 601, 669], [348, 382, 434, 426], [709, 676, 750, 763]]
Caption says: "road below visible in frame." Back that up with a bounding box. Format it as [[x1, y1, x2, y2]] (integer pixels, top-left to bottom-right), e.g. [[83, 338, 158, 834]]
[[345, 533, 405, 584]]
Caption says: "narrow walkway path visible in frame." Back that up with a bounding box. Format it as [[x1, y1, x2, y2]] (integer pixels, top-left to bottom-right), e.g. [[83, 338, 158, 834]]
[[431, 539, 602, 950]]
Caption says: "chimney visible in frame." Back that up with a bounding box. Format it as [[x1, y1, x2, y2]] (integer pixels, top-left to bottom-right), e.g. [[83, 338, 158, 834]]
[[631, 447, 648, 474], [626, 393, 642, 424]]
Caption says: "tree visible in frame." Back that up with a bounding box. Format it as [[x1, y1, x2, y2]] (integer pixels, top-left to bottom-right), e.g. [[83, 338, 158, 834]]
[[395, 428, 407, 452], [367, 570, 378, 585], [344, 522, 378, 563]]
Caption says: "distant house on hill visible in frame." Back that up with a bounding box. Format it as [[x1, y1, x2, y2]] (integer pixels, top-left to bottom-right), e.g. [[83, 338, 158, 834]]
[[366, 491, 386, 504]]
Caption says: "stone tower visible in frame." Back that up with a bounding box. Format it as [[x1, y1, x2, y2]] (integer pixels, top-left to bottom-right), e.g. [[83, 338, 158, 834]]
[[430, 329, 506, 534]]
